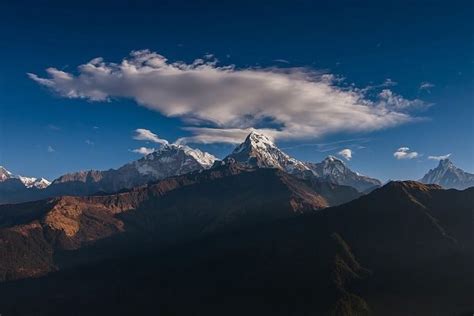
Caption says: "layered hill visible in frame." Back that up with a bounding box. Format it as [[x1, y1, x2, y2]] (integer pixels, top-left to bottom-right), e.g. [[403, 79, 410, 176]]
[[0, 181, 471, 316], [0, 163, 360, 281]]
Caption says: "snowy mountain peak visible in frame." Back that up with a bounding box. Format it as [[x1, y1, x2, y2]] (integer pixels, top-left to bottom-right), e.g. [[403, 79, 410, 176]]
[[144, 143, 217, 168], [0, 166, 51, 188], [420, 159, 474, 190], [439, 158, 454, 169], [232, 131, 276, 155], [18, 176, 52, 189], [0, 166, 13, 181], [323, 155, 344, 164], [306, 157, 381, 192], [225, 132, 309, 174]]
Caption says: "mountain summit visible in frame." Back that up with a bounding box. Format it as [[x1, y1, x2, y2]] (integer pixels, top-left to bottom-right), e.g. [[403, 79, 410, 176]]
[[223, 131, 381, 192], [420, 158, 474, 190], [223, 131, 310, 174], [305, 156, 382, 192]]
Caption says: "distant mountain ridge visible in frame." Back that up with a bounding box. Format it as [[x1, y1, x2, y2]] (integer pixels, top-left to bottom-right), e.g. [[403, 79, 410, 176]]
[[0, 166, 50, 189], [420, 158, 474, 190], [305, 156, 382, 192], [51, 143, 217, 192], [0, 145, 218, 204], [0, 132, 383, 204]]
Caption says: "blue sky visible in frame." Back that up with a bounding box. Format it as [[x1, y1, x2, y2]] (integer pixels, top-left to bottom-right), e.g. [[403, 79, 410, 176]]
[[0, 0, 473, 181]]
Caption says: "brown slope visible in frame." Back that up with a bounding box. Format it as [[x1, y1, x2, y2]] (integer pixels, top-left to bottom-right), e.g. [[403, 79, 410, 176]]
[[0, 180, 471, 316], [0, 163, 360, 281]]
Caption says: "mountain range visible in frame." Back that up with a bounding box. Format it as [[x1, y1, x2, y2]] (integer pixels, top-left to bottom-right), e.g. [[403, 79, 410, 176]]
[[0, 132, 377, 204], [0, 131, 473, 315], [2, 132, 472, 206], [0, 177, 472, 315]]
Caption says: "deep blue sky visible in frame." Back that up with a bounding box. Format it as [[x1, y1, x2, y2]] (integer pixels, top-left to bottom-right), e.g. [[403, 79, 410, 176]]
[[0, 0, 472, 181]]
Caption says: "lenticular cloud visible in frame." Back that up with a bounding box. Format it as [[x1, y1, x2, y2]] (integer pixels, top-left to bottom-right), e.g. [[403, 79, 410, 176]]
[[29, 50, 424, 144]]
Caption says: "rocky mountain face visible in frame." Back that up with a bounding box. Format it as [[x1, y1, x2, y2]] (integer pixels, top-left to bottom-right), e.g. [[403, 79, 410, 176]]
[[420, 158, 474, 190], [0, 162, 360, 281], [306, 156, 382, 192], [0, 180, 471, 316]]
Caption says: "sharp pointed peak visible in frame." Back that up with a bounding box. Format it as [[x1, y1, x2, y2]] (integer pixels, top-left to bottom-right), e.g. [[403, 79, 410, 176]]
[[324, 155, 344, 163], [245, 130, 274, 143], [438, 158, 454, 167]]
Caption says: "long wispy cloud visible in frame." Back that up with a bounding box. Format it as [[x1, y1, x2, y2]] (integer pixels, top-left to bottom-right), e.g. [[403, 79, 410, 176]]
[[393, 147, 418, 160], [29, 50, 427, 144], [428, 153, 451, 160]]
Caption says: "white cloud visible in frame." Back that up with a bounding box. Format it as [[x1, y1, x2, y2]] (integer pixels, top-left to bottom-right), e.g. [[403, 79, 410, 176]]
[[30, 50, 427, 144], [85, 139, 94, 145], [393, 147, 418, 160], [132, 147, 155, 155], [428, 153, 451, 160], [133, 128, 169, 145], [419, 82, 435, 91], [47, 145, 55, 152], [338, 148, 352, 160]]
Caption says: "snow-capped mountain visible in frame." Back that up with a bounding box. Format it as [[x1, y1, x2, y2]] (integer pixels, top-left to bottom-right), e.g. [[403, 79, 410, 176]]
[[223, 131, 310, 174], [223, 132, 381, 192], [0, 166, 13, 182], [420, 159, 474, 190], [0, 166, 51, 189], [51, 144, 218, 193], [305, 156, 382, 192], [18, 176, 51, 189]]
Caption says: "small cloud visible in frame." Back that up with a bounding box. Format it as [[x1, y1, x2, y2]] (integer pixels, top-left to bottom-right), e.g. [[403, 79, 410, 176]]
[[47, 145, 55, 152], [338, 148, 352, 160], [428, 153, 451, 161], [85, 139, 94, 145], [381, 78, 397, 87], [419, 81, 435, 92], [93, 126, 99, 129], [273, 59, 290, 64], [132, 147, 155, 155], [393, 147, 418, 160], [133, 128, 169, 145]]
